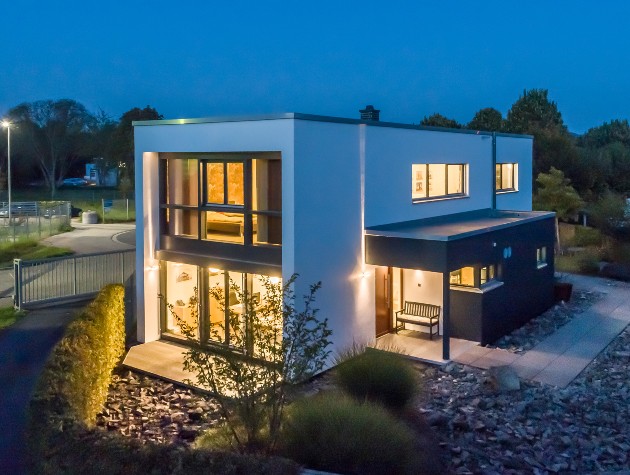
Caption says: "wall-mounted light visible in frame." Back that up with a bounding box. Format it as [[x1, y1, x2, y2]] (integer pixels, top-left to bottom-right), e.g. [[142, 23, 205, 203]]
[[208, 268, 220, 275], [270, 277, 281, 285], [361, 271, 371, 279], [145, 264, 159, 271]]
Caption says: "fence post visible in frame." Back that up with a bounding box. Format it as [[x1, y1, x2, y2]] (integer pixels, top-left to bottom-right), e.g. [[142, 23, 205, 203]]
[[13, 259, 22, 310], [72, 256, 77, 296]]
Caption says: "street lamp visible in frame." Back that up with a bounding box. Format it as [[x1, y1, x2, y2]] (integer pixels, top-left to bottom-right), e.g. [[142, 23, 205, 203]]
[[1, 120, 11, 227]]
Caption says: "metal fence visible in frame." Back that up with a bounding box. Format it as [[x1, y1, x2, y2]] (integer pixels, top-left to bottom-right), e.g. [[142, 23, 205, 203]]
[[13, 249, 135, 309], [0, 201, 71, 242]]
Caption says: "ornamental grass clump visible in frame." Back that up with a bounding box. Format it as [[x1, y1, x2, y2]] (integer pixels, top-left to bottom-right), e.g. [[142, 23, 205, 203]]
[[281, 393, 421, 475], [335, 348, 419, 412]]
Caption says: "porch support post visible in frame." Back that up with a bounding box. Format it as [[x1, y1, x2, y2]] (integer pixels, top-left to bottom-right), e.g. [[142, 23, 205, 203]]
[[442, 271, 450, 360]]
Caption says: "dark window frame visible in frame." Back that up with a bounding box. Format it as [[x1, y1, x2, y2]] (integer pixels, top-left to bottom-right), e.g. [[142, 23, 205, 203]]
[[159, 154, 282, 247], [450, 263, 498, 289], [496, 163, 517, 192], [412, 163, 467, 202]]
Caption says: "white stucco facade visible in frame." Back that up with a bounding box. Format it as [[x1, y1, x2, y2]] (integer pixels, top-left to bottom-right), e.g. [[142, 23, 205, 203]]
[[134, 113, 534, 358]]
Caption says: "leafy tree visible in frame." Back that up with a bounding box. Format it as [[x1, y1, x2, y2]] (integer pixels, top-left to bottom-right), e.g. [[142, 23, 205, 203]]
[[467, 107, 504, 132], [533, 167, 584, 251], [8, 99, 96, 197], [587, 191, 629, 239], [110, 105, 162, 179], [420, 113, 461, 129], [165, 274, 332, 453], [505, 89, 565, 134], [579, 119, 630, 149]]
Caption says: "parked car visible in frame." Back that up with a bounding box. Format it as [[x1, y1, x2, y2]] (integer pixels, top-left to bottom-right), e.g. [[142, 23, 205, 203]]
[[62, 178, 88, 187], [0, 202, 39, 217]]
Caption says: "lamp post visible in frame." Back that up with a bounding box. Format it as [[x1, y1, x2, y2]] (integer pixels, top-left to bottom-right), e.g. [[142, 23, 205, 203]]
[[1, 120, 11, 228]]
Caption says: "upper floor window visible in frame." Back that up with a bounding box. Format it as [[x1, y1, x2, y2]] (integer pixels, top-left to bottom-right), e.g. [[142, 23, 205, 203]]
[[412, 164, 466, 202], [161, 152, 282, 246], [496, 163, 518, 192]]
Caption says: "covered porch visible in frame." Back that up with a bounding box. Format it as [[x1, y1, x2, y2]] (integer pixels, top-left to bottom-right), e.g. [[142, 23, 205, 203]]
[[365, 209, 556, 360]]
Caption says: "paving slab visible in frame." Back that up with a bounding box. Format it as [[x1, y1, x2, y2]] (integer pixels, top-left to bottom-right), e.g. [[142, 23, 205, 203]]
[[455, 274, 630, 388]]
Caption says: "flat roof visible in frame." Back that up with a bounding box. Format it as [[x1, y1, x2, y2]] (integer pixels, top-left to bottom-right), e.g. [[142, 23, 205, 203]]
[[365, 209, 555, 242], [132, 112, 532, 139]]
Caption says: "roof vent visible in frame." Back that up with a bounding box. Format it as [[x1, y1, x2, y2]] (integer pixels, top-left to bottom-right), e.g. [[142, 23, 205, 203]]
[[360, 105, 380, 122]]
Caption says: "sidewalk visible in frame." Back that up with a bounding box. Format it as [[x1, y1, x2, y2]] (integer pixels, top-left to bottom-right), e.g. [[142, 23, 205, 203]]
[[0, 301, 88, 474], [454, 274, 630, 388]]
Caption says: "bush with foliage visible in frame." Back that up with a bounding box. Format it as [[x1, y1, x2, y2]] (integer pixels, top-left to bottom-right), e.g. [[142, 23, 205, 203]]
[[35, 284, 125, 426], [335, 348, 418, 412], [167, 274, 332, 453], [281, 393, 422, 475], [28, 424, 298, 475]]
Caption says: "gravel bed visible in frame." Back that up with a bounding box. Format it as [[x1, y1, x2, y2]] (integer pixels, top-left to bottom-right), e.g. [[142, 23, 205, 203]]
[[487, 288, 604, 354], [95, 287, 630, 473], [419, 328, 630, 474], [95, 368, 223, 446]]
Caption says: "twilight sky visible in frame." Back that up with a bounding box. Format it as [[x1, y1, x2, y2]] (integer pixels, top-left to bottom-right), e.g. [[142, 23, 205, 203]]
[[1, 0, 629, 133]]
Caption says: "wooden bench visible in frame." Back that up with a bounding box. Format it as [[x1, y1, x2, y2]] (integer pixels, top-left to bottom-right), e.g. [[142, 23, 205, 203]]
[[395, 301, 441, 340]]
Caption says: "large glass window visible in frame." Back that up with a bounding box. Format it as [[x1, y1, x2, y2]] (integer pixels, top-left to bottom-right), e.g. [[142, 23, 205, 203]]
[[496, 163, 518, 192], [412, 164, 466, 201], [163, 262, 199, 338], [161, 261, 281, 355], [161, 153, 282, 246]]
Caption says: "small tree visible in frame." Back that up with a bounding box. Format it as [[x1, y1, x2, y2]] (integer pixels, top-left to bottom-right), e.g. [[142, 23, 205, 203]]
[[164, 274, 332, 453], [587, 191, 629, 239], [533, 167, 584, 252], [467, 107, 504, 132]]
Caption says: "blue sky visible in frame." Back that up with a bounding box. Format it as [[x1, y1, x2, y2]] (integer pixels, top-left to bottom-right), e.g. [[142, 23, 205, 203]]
[[1, 0, 629, 133]]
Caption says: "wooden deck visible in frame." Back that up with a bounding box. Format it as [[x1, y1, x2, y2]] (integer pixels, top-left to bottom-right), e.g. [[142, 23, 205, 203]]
[[374, 331, 477, 364], [123, 340, 210, 390]]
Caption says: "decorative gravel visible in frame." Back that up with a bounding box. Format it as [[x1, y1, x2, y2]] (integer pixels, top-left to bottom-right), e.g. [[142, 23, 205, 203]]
[[95, 287, 630, 473], [419, 328, 630, 474], [95, 369, 223, 446]]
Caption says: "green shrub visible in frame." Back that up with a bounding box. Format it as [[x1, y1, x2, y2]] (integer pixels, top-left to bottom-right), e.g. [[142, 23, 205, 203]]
[[281, 394, 421, 475], [335, 349, 418, 411], [571, 226, 602, 247], [37, 284, 125, 426], [577, 251, 601, 274], [29, 424, 298, 475]]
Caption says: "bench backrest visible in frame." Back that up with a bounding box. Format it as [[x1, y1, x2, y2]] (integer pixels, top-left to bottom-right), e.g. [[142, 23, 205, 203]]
[[403, 301, 440, 318]]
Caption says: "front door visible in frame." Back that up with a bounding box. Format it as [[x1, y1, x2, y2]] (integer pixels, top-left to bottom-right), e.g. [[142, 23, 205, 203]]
[[375, 266, 392, 337]]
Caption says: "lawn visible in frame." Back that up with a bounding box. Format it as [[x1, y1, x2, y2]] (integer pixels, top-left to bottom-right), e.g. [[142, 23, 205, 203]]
[[0, 239, 73, 267], [0, 306, 26, 330], [10, 187, 135, 223]]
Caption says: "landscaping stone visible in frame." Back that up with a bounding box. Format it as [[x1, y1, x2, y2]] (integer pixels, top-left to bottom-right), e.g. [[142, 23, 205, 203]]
[[488, 365, 520, 392]]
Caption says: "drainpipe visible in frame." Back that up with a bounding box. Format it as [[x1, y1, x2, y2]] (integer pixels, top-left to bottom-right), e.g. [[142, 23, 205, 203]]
[[491, 132, 497, 211]]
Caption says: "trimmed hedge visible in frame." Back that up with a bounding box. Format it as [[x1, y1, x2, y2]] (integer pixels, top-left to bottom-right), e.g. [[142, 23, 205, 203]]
[[38, 284, 125, 426], [281, 393, 422, 475], [335, 349, 419, 411]]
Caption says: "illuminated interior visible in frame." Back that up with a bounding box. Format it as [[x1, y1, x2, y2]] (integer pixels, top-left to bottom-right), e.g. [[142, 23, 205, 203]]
[[162, 260, 282, 351], [161, 153, 281, 245], [412, 163, 465, 201], [496, 163, 518, 191], [450, 266, 475, 287]]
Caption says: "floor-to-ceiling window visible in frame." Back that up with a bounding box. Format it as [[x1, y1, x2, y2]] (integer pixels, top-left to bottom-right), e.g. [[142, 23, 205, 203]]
[[161, 260, 281, 354]]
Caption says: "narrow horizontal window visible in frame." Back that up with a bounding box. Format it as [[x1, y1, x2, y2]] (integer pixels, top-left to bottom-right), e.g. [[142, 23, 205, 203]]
[[412, 163, 466, 202]]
